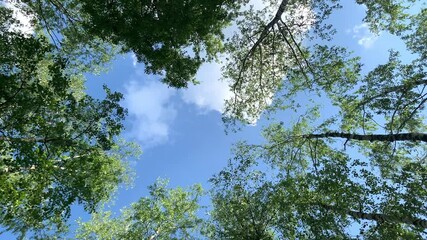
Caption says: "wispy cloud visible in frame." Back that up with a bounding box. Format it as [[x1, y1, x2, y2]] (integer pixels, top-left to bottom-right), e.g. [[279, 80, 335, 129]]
[[123, 79, 177, 148], [181, 61, 233, 113], [123, 60, 233, 148], [130, 53, 138, 67], [350, 23, 379, 48]]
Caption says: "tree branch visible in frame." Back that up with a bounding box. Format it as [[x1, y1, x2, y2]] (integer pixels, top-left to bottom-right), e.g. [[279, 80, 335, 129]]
[[356, 78, 427, 109], [232, 0, 289, 91], [298, 132, 427, 143], [0, 136, 63, 143]]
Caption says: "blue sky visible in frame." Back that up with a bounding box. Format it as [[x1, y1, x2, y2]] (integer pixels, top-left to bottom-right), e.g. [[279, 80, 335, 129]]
[[70, 0, 409, 220], [1, 0, 416, 238]]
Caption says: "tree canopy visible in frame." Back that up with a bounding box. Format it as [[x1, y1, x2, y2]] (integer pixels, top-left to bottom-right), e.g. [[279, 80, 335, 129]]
[[1, 0, 427, 239], [19, 0, 248, 87], [0, 6, 136, 238], [208, 132, 427, 238], [208, 0, 427, 238]]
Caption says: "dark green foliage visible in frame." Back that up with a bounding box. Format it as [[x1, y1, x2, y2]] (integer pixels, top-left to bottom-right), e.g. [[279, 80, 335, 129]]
[[0, 6, 132, 237], [21, 0, 247, 87], [78, 0, 245, 87]]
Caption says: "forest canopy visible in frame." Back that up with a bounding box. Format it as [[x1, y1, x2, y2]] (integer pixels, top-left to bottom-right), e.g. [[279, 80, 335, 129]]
[[1, 0, 426, 239]]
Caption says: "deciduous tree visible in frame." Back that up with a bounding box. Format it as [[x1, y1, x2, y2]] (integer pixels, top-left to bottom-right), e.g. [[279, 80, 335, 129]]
[[0, 7, 136, 238], [209, 137, 427, 239], [210, 0, 427, 238], [76, 179, 204, 240]]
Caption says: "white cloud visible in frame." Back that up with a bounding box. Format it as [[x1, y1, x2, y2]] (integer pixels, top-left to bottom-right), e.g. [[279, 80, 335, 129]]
[[1, 0, 34, 36], [130, 53, 138, 67], [181, 61, 233, 113], [123, 60, 232, 148], [123, 80, 177, 147], [351, 23, 379, 48]]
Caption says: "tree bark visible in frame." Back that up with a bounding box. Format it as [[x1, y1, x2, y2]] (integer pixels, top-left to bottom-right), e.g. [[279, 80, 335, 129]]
[[301, 132, 427, 143]]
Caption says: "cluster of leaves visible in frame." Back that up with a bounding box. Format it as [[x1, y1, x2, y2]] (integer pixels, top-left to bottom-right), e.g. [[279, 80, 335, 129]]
[[222, 0, 350, 126], [21, 0, 249, 87], [76, 179, 204, 240], [208, 124, 427, 238], [1, 0, 250, 237], [70, 0, 427, 237]]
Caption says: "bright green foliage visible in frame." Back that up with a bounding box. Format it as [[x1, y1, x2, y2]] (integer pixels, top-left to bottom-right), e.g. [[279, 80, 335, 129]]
[[355, 0, 418, 34], [209, 137, 427, 239], [404, 8, 427, 59], [206, 144, 278, 239], [76, 179, 204, 240], [2, 0, 427, 238], [0, 7, 135, 238], [9, 0, 118, 75], [332, 3, 427, 179]]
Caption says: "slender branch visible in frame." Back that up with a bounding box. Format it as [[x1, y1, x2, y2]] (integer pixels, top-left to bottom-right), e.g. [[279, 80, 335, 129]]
[[0, 136, 63, 143], [277, 23, 311, 86], [36, 0, 61, 49], [389, 90, 406, 134], [297, 132, 427, 143], [280, 19, 315, 75], [0, 80, 26, 109], [397, 93, 427, 130], [46, 0, 80, 24], [232, 0, 289, 91], [356, 79, 427, 109], [148, 228, 160, 240]]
